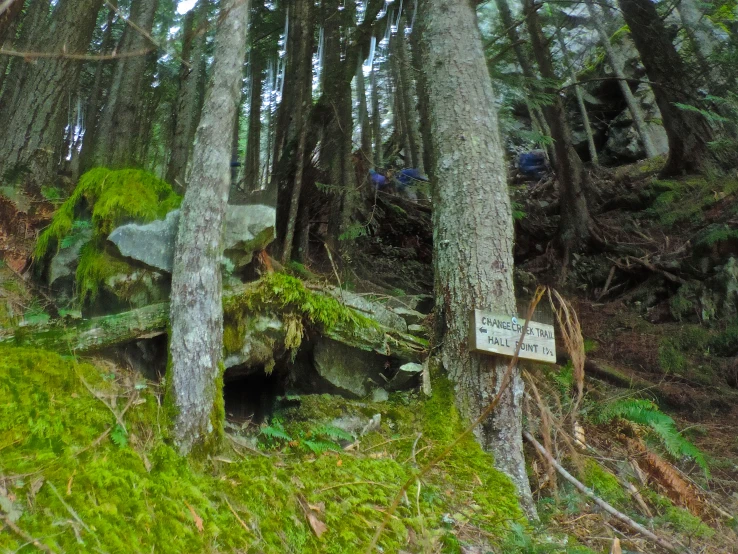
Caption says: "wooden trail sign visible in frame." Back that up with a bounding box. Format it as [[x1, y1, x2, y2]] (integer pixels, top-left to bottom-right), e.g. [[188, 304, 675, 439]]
[[469, 309, 556, 363]]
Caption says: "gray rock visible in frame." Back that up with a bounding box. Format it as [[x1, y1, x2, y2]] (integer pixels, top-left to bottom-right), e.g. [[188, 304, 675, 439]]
[[371, 388, 389, 402], [392, 306, 425, 325], [223, 315, 285, 370], [387, 362, 423, 391], [323, 287, 408, 332], [49, 224, 92, 293], [108, 204, 276, 273], [104, 269, 170, 308], [407, 324, 427, 337], [108, 210, 179, 273], [313, 338, 388, 398], [384, 294, 434, 314]]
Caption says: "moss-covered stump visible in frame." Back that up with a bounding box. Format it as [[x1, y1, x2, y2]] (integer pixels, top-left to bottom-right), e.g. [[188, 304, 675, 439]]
[[0, 346, 532, 553], [34, 168, 181, 312]]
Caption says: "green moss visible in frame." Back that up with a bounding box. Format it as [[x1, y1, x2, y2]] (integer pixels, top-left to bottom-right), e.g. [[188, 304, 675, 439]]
[[581, 459, 627, 506], [223, 273, 379, 354], [658, 339, 687, 374], [0, 347, 527, 553], [659, 507, 715, 539], [75, 241, 133, 303], [695, 224, 738, 251], [645, 176, 738, 227], [35, 168, 181, 259]]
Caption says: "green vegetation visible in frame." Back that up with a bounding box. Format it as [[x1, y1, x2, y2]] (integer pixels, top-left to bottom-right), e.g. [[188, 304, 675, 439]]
[[35, 168, 181, 260], [223, 273, 380, 354], [645, 176, 738, 227], [595, 398, 709, 475], [0, 345, 531, 553], [581, 459, 627, 506]]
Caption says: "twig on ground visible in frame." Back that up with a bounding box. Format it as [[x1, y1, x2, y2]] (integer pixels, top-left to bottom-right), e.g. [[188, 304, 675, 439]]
[[524, 431, 686, 554], [0, 517, 57, 554]]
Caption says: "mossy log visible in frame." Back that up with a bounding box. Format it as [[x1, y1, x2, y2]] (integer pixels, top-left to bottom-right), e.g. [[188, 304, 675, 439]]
[[0, 286, 427, 363]]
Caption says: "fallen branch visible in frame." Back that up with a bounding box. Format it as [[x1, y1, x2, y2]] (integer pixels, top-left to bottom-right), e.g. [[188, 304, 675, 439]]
[[523, 431, 686, 554], [0, 516, 57, 554]]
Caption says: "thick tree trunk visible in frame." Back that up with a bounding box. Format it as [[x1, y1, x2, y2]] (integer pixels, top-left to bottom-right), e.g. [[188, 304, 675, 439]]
[[98, 0, 159, 169], [524, 0, 593, 253], [167, 0, 209, 191], [618, 0, 715, 176], [557, 32, 598, 165], [585, 0, 660, 159], [0, 0, 103, 186], [411, 31, 433, 175], [419, 0, 536, 519], [79, 5, 117, 174], [169, 0, 250, 455], [321, 0, 356, 251], [242, 48, 264, 191], [280, 0, 314, 262]]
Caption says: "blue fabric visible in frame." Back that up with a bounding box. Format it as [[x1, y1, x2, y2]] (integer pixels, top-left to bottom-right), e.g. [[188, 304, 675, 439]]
[[369, 169, 390, 189], [396, 168, 429, 186], [518, 151, 547, 179]]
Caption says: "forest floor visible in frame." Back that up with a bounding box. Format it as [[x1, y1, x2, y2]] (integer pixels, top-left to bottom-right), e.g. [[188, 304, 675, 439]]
[[2, 160, 738, 552]]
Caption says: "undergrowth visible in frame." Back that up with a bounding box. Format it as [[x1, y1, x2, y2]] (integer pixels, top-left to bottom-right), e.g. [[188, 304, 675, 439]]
[[0, 345, 545, 553]]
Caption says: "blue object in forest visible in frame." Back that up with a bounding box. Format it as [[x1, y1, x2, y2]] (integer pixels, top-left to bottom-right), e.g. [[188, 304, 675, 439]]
[[518, 151, 547, 180], [396, 168, 429, 188], [369, 168, 390, 190], [231, 160, 242, 168]]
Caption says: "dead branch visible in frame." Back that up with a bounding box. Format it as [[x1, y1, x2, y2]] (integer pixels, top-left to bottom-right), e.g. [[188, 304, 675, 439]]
[[524, 431, 686, 554]]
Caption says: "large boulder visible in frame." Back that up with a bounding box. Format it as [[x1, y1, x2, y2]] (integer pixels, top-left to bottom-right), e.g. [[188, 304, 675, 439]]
[[47, 223, 92, 301], [312, 338, 388, 398], [323, 287, 408, 333], [108, 204, 276, 273]]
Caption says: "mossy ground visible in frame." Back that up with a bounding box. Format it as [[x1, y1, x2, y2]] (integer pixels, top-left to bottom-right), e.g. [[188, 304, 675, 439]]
[[0, 346, 544, 553]]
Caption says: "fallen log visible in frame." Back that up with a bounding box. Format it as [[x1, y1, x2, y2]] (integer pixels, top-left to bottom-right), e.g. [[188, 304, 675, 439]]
[[0, 285, 427, 364]]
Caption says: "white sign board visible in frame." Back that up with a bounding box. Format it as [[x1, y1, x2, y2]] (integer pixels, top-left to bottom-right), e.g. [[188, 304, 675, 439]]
[[469, 309, 556, 363]]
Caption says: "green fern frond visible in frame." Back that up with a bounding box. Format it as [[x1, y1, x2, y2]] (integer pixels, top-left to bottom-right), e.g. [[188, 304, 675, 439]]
[[260, 424, 293, 442], [596, 399, 709, 476], [312, 425, 354, 442], [301, 439, 341, 455]]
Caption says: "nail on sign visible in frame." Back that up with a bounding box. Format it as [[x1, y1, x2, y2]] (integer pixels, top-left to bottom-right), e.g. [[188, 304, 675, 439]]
[[469, 309, 556, 363]]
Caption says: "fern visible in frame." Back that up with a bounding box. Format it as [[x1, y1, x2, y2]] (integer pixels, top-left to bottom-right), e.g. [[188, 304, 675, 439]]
[[596, 399, 709, 476], [301, 439, 341, 455], [260, 423, 293, 442], [312, 425, 354, 442], [111, 424, 128, 448]]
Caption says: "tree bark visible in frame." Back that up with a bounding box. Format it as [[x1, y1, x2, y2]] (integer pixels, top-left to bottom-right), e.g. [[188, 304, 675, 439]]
[[242, 47, 264, 191], [0, 0, 103, 186], [371, 65, 384, 168], [618, 0, 715, 176], [585, 0, 660, 159], [396, 17, 422, 170], [167, 0, 209, 191], [356, 57, 373, 165], [676, 0, 723, 88], [169, 0, 250, 455], [79, 4, 117, 174], [0, 0, 23, 40], [97, 0, 159, 169], [524, 0, 593, 254], [419, 0, 536, 519]]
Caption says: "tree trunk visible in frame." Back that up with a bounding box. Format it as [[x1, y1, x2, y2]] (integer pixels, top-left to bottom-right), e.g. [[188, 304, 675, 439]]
[[79, 4, 117, 174], [321, 0, 356, 251], [242, 47, 264, 191], [557, 32, 598, 165], [411, 30, 433, 175], [167, 0, 209, 191], [676, 0, 723, 87], [524, 0, 592, 254], [371, 65, 384, 168], [0, 0, 103, 186], [396, 17, 422, 170], [356, 57, 373, 165], [418, 0, 536, 519], [0, 0, 21, 95], [585, 0, 660, 159], [99, 0, 159, 169], [618, 0, 715, 176], [280, 0, 314, 262], [169, 0, 250, 455]]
